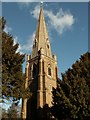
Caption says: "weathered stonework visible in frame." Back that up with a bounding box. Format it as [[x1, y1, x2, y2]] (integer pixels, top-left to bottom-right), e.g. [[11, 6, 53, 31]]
[[21, 6, 58, 119]]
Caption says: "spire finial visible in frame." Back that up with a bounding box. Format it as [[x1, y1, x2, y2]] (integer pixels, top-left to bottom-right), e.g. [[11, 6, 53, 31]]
[[40, 0, 43, 7]]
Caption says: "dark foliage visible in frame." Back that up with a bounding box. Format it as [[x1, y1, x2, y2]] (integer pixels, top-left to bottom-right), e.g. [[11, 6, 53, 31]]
[[1, 17, 27, 101], [52, 52, 90, 120], [37, 104, 56, 120]]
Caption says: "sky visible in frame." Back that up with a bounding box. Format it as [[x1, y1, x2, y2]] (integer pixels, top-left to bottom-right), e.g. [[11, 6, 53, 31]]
[[0, 0, 90, 2], [2, 2, 88, 78]]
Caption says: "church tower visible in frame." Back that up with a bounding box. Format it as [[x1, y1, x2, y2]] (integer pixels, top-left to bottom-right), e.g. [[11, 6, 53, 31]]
[[21, 5, 58, 119]]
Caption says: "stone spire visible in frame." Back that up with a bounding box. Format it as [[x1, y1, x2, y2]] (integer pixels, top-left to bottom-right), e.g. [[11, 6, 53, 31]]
[[32, 6, 52, 58]]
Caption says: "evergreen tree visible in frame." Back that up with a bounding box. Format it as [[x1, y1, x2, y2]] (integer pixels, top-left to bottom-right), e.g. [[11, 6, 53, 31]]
[[52, 52, 90, 120], [1, 17, 26, 101], [7, 103, 19, 118], [2, 108, 8, 119], [37, 104, 55, 120]]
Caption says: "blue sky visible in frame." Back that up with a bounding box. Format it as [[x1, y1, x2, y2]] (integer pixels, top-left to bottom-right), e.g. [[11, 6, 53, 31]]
[[1, 0, 90, 2], [2, 2, 88, 78]]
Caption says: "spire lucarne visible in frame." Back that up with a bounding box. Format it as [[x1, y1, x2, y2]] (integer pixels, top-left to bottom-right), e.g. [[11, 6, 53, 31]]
[[32, 6, 52, 58]]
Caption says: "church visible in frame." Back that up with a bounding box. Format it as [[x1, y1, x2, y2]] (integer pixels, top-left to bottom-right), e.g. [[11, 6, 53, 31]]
[[21, 5, 58, 119]]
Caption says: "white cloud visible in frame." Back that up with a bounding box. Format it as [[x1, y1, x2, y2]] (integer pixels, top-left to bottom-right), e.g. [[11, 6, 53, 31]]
[[45, 9, 75, 35], [13, 36, 23, 53], [13, 33, 35, 54], [20, 32, 35, 52], [3, 24, 23, 53], [14, 36, 18, 45], [3, 24, 35, 54], [31, 5, 75, 35], [4, 25, 12, 33], [30, 5, 40, 19], [17, 2, 31, 9]]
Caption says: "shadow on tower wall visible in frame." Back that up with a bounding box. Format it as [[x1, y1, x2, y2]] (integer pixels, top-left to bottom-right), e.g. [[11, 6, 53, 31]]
[[26, 63, 39, 120]]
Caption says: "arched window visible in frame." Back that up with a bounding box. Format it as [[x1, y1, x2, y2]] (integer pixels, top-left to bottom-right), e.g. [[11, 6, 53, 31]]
[[48, 67, 51, 76]]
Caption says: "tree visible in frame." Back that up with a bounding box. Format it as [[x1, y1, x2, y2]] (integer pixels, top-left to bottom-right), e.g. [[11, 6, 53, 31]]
[[52, 52, 90, 120], [1, 17, 27, 102], [7, 103, 19, 118], [2, 108, 8, 119], [37, 104, 56, 120]]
